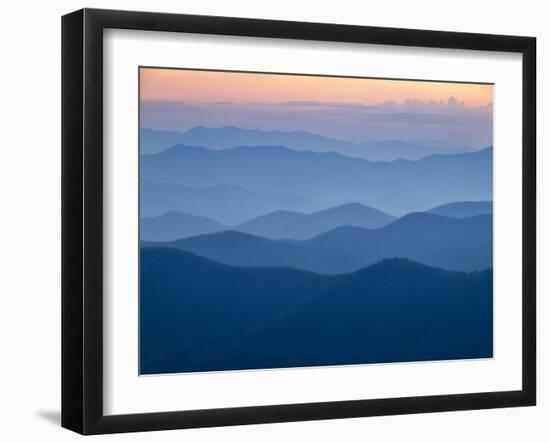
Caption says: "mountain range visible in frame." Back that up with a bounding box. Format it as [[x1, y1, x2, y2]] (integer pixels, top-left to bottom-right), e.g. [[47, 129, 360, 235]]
[[360, 139, 473, 161], [141, 126, 362, 158], [427, 201, 493, 218], [140, 247, 493, 374], [140, 127, 473, 161], [143, 212, 492, 273], [141, 202, 396, 241], [140, 180, 320, 224], [141, 211, 228, 242], [140, 144, 493, 216], [236, 202, 394, 239]]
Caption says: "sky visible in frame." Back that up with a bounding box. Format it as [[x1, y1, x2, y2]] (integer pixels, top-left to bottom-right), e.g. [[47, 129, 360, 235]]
[[140, 68, 493, 147]]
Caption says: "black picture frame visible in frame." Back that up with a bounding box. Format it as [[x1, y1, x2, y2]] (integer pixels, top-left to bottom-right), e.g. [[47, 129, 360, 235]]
[[62, 8, 536, 435]]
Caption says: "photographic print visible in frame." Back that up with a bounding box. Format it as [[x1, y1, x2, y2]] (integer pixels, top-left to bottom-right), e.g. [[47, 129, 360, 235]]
[[139, 67, 494, 375]]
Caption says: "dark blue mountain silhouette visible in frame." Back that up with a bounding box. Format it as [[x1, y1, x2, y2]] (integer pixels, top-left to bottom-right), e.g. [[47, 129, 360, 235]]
[[140, 248, 493, 374], [141, 211, 228, 241], [236, 203, 395, 239], [140, 180, 320, 225], [140, 145, 492, 216], [427, 201, 493, 218], [145, 212, 492, 273]]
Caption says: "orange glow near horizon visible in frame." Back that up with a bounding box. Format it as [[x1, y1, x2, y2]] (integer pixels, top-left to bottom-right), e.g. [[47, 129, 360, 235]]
[[140, 68, 493, 107]]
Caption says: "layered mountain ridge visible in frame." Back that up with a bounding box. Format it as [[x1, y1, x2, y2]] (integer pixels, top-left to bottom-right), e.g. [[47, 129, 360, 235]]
[[141, 247, 493, 374], [143, 212, 492, 273]]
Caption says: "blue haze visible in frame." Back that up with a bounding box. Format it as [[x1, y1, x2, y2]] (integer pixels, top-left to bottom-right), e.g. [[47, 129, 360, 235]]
[[142, 212, 493, 274], [141, 203, 395, 242], [139, 119, 493, 374], [140, 144, 493, 217], [140, 127, 474, 160]]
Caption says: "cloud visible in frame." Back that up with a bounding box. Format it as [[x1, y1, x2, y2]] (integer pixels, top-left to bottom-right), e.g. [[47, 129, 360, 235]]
[[262, 97, 492, 114], [140, 98, 493, 147]]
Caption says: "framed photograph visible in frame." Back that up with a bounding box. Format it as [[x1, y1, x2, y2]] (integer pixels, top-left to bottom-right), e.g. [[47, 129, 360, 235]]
[[62, 8, 536, 435]]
